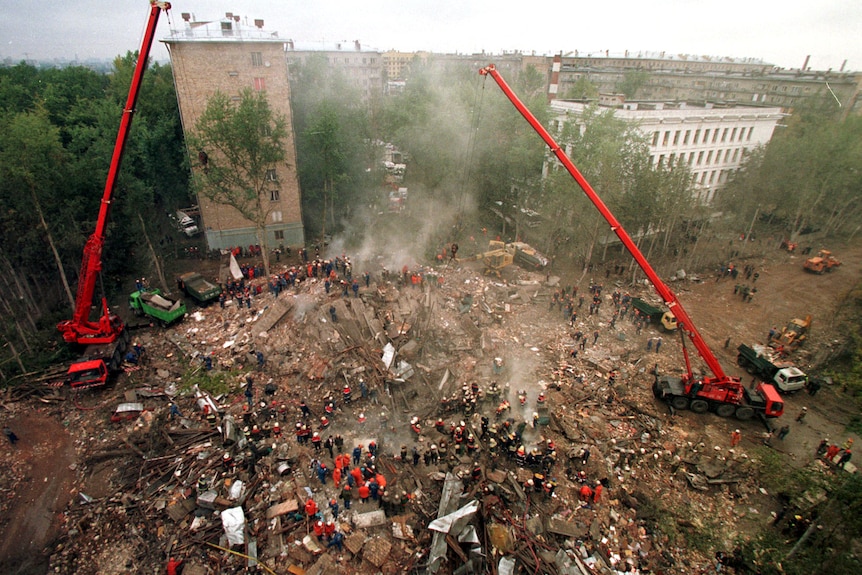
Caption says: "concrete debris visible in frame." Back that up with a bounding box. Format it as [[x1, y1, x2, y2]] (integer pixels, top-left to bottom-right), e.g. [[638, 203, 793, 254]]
[[15, 251, 786, 575]]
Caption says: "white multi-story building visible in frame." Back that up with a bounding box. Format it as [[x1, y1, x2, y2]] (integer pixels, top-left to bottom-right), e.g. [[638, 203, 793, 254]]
[[550, 98, 784, 203]]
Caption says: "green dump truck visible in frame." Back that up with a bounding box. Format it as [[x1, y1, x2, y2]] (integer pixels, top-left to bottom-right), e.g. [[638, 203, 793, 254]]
[[176, 272, 221, 305], [129, 289, 186, 326], [631, 297, 677, 332]]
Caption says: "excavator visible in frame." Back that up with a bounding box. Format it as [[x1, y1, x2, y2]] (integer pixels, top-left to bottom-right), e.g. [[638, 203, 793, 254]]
[[480, 64, 784, 421], [56, 2, 171, 389]]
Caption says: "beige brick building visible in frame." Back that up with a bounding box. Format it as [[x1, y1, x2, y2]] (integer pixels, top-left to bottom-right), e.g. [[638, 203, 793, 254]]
[[164, 16, 304, 251]]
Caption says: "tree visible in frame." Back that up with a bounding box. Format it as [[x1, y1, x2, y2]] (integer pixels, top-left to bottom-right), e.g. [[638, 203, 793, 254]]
[[563, 76, 599, 100], [190, 89, 288, 276], [616, 70, 651, 99]]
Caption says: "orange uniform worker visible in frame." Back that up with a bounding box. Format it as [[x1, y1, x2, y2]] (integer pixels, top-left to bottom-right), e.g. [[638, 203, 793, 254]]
[[313, 520, 325, 540], [358, 482, 371, 503], [593, 482, 603, 503], [730, 429, 741, 447], [375, 472, 387, 490], [332, 466, 342, 486], [305, 498, 318, 518], [579, 484, 594, 502]]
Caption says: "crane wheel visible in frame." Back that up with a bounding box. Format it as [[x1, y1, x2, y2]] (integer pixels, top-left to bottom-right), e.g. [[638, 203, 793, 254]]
[[671, 396, 690, 410], [735, 407, 755, 420], [690, 400, 709, 413], [715, 404, 736, 417]]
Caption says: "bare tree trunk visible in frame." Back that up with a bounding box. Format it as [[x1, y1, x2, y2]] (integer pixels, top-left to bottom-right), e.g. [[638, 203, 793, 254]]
[[1, 333, 26, 375], [31, 186, 75, 311], [0, 255, 39, 333], [579, 219, 601, 282], [0, 290, 33, 354], [138, 214, 169, 293]]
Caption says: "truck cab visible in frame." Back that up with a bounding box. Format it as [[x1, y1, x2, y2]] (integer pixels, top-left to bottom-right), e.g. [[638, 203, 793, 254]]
[[773, 367, 808, 393], [175, 210, 199, 237]]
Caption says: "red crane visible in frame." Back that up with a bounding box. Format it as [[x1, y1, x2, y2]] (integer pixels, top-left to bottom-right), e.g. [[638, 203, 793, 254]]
[[56, 2, 171, 388], [480, 64, 783, 420]]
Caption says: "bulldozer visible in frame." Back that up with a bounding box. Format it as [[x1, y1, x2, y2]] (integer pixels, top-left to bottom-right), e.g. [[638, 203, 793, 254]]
[[770, 315, 811, 351], [461, 245, 514, 277], [803, 250, 841, 274], [461, 240, 548, 277]]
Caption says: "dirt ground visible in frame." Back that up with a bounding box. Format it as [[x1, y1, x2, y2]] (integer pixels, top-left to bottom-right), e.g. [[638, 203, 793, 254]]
[[0, 412, 76, 574], [0, 236, 858, 574]]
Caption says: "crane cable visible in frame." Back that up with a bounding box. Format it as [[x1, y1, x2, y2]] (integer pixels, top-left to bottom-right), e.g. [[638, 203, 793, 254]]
[[454, 72, 488, 231]]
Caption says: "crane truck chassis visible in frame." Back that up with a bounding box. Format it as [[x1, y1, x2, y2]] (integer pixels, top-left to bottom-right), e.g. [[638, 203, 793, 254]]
[[479, 64, 783, 420], [55, 2, 170, 389]]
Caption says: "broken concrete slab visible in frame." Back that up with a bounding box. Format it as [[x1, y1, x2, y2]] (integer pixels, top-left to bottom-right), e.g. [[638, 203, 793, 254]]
[[352, 509, 387, 528]]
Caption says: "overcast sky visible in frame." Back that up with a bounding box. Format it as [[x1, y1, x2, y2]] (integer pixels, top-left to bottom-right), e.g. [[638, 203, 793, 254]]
[[2, 0, 859, 71]]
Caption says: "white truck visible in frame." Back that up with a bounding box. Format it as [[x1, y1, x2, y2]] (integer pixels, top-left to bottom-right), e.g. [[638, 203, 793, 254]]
[[175, 210, 199, 237]]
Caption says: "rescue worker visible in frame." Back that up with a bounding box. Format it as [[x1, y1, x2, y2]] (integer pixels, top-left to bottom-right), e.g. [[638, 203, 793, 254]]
[[305, 497, 318, 519]]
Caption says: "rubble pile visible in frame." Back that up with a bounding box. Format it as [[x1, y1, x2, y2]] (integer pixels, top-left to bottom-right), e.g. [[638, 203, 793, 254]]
[[29, 256, 764, 574]]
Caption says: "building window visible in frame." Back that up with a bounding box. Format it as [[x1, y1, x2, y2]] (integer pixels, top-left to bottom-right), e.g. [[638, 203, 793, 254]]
[[265, 169, 278, 182], [747, 127, 753, 141], [271, 210, 283, 222], [721, 128, 729, 142], [703, 129, 710, 143], [253, 77, 266, 91], [697, 151, 704, 165], [684, 130, 691, 145], [709, 171, 716, 184], [662, 131, 670, 146], [669, 153, 676, 165], [688, 153, 695, 166], [658, 154, 665, 166], [673, 130, 681, 145], [270, 189, 280, 201], [712, 129, 719, 143], [251, 52, 263, 66], [706, 150, 713, 164], [730, 127, 738, 141], [732, 148, 739, 162], [694, 129, 701, 144], [274, 230, 284, 240], [652, 131, 659, 146]]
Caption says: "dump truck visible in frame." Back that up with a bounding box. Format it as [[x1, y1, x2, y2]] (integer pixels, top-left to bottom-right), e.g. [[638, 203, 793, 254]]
[[176, 272, 221, 305], [129, 288, 186, 326], [770, 315, 811, 350], [508, 241, 549, 270], [803, 250, 841, 273], [737, 344, 808, 393], [631, 297, 677, 332]]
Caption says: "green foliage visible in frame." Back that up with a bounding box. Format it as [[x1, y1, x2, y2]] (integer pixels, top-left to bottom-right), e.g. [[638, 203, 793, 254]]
[[719, 112, 862, 238], [290, 55, 372, 239], [0, 58, 188, 379], [563, 76, 599, 100], [179, 364, 233, 397], [190, 88, 287, 269], [616, 70, 651, 98]]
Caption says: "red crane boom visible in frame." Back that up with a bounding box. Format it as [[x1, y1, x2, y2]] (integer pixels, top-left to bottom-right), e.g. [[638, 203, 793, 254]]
[[57, 1, 170, 345], [479, 64, 783, 420]]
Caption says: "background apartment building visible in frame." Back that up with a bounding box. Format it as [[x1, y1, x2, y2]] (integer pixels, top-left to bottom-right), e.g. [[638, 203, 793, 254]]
[[286, 40, 384, 102], [551, 98, 783, 204], [549, 52, 861, 114], [164, 14, 305, 251]]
